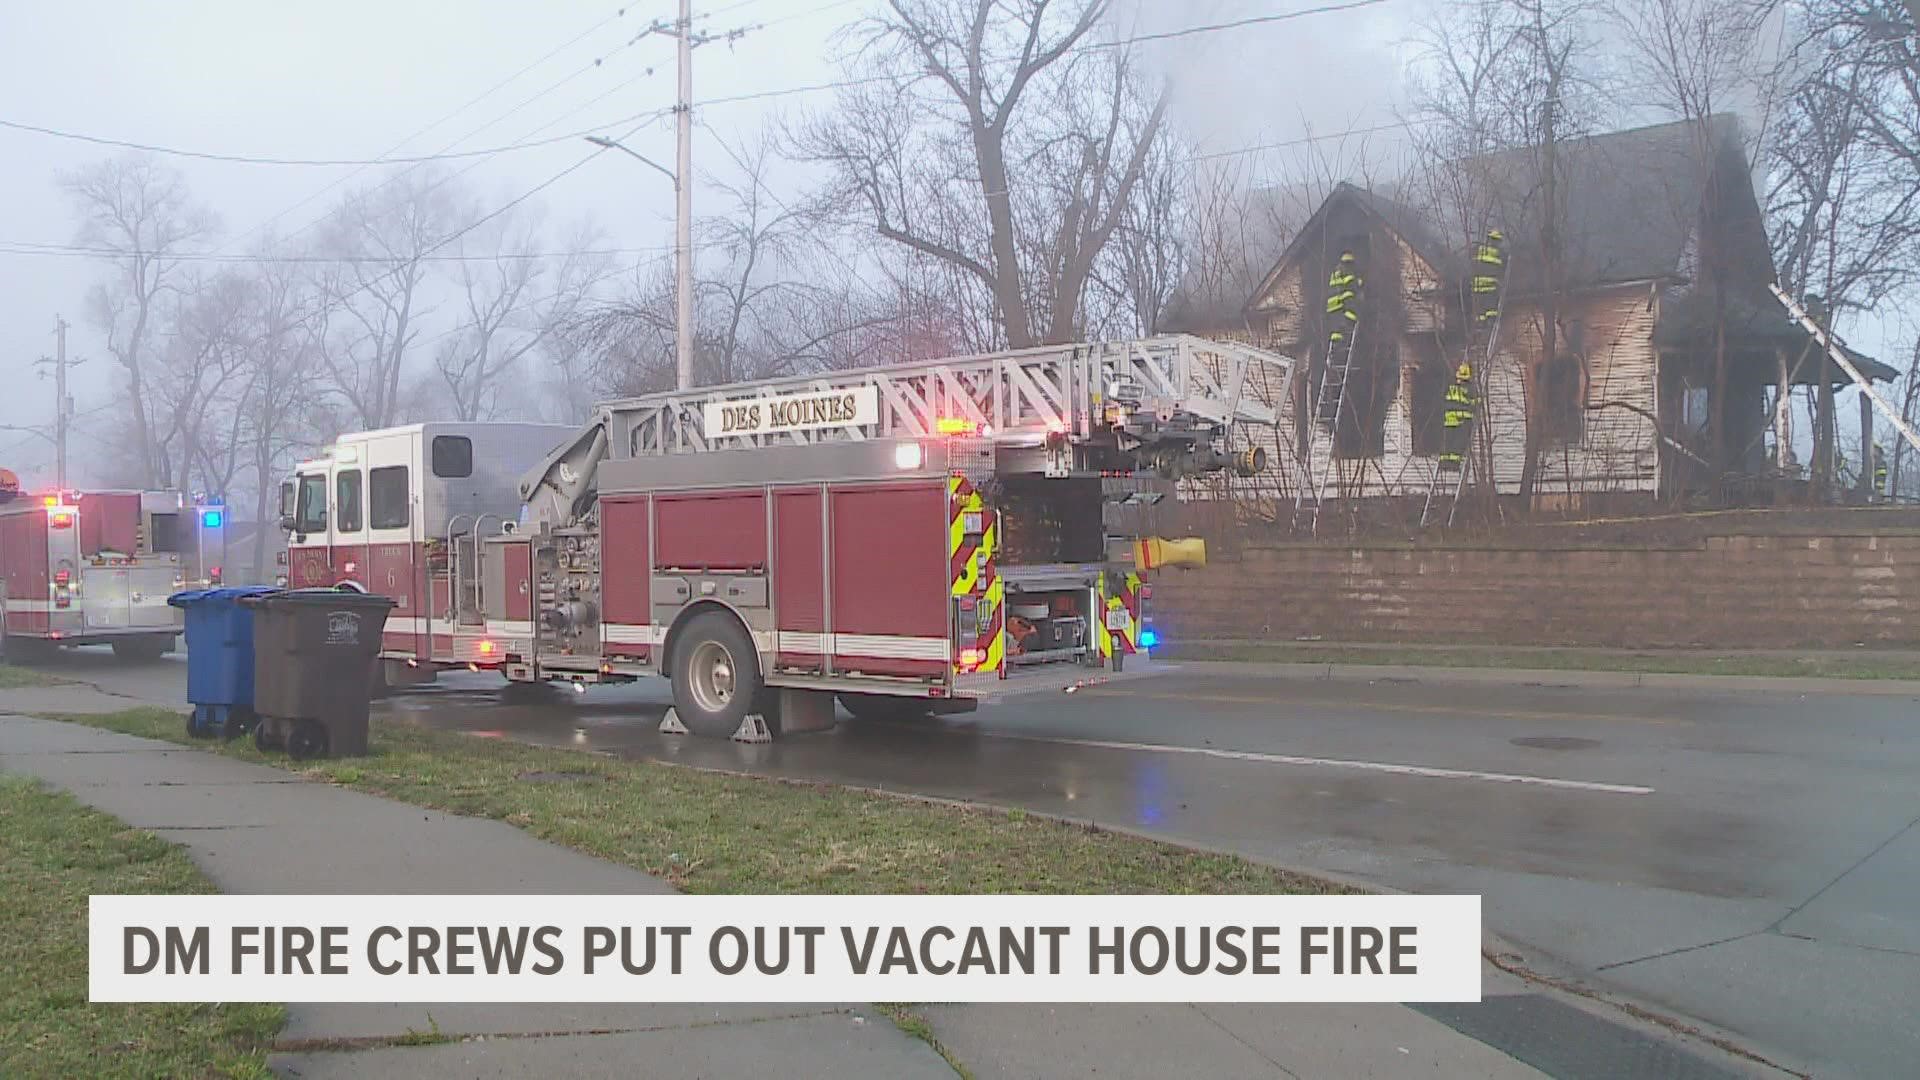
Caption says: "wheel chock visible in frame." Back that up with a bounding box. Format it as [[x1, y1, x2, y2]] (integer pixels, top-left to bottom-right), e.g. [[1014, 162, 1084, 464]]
[[657, 709, 774, 743], [732, 715, 774, 744]]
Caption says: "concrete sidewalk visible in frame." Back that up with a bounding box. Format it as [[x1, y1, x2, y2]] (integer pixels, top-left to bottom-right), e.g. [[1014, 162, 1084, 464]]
[[0, 710, 1559, 1079]]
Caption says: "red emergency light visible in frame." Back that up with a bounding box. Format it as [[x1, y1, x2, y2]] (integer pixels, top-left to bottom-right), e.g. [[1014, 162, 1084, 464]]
[[53, 569, 70, 586], [48, 509, 74, 529]]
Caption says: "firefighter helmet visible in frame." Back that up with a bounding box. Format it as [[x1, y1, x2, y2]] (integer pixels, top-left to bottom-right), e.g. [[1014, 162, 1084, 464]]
[[1486, 229, 1504, 242], [1456, 362, 1473, 381], [1338, 251, 1357, 264]]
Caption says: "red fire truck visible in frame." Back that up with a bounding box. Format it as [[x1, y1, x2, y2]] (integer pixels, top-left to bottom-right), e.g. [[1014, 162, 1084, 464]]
[[0, 485, 228, 659], [480, 335, 1287, 737]]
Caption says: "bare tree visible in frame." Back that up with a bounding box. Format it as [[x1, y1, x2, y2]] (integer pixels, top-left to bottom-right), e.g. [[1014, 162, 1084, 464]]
[[153, 270, 253, 493], [313, 170, 463, 429], [436, 214, 609, 420], [797, 0, 1171, 348], [60, 154, 219, 487], [1764, 0, 1920, 495]]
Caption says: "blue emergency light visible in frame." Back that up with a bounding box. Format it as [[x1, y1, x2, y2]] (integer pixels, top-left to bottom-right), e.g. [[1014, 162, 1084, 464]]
[[201, 509, 223, 529], [1138, 629, 1159, 649]]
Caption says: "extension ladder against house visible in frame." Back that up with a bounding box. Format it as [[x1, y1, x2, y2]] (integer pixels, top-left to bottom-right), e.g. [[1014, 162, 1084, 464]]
[[1292, 325, 1360, 536]]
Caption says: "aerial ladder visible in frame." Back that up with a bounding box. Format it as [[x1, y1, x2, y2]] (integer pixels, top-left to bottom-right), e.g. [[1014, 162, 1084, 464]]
[[520, 335, 1293, 529]]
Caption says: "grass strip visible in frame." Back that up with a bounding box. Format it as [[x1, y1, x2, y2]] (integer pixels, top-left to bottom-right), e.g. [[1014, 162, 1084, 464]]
[[1158, 641, 1920, 680], [56, 706, 1334, 897], [0, 773, 283, 1079], [0, 663, 67, 688]]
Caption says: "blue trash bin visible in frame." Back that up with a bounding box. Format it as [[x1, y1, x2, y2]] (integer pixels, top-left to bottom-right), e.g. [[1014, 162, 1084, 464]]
[[169, 585, 280, 739]]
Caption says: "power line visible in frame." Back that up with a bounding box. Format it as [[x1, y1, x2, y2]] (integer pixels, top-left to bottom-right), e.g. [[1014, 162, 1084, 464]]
[[219, 5, 653, 255], [0, 240, 683, 264], [698, 0, 1397, 108], [0, 114, 644, 168]]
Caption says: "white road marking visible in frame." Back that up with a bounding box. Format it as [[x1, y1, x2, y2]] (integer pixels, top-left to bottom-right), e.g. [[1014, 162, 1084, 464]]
[[992, 733, 1655, 795]]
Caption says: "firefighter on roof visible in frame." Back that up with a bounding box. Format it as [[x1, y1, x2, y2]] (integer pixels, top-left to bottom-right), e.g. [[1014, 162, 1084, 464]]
[[1440, 361, 1476, 469], [1874, 442, 1889, 501], [1325, 252, 1361, 346]]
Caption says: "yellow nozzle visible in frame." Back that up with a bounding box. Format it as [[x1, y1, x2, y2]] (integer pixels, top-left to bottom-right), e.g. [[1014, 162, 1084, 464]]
[[1134, 536, 1207, 570]]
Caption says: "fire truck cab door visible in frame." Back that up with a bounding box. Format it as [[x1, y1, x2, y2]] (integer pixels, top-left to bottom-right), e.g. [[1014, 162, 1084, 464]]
[[363, 435, 423, 657], [288, 471, 332, 587]]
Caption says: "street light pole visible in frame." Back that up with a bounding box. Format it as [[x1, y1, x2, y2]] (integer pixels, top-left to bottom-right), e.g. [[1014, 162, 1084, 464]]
[[585, 135, 689, 389]]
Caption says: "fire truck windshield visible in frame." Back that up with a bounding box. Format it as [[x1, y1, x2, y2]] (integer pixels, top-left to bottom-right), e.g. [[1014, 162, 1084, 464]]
[[294, 473, 328, 534]]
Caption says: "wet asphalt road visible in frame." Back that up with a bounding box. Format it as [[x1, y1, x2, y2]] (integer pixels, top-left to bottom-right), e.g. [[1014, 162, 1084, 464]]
[[31, 649, 1920, 1079]]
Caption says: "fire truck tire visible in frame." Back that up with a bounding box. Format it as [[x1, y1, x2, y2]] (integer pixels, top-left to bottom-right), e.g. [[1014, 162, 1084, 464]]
[[253, 720, 282, 753], [112, 637, 171, 662], [368, 657, 393, 700], [669, 611, 762, 739], [751, 687, 784, 736], [837, 693, 932, 723]]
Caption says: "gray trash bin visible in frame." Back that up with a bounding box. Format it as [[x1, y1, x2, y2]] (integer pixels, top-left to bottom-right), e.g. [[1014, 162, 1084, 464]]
[[241, 589, 396, 759]]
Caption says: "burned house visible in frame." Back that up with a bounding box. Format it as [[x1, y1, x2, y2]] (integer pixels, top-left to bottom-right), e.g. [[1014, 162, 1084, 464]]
[[1171, 116, 1895, 515]]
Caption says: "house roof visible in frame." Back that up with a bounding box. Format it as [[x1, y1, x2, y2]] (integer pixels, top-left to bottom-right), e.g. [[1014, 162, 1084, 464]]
[[1404, 114, 1756, 291], [1233, 116, 1766, 295]]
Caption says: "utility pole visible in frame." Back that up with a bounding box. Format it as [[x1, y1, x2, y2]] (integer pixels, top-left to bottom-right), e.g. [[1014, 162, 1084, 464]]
[[675, 0, 695, 391], [31, 317, 77, 489], [53, 316, 69, 489], [592, 3, 752, 391]]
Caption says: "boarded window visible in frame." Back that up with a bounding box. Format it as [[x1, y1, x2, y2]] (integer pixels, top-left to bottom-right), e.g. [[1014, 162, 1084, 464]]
[[1332, 359, 1393, 459], [369, 466, 410, 530], [1536, 353, 1587, 444], [1407, 338, 1450, 455]]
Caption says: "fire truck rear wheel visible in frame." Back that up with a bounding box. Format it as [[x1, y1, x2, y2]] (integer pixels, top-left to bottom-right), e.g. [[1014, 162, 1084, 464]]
[[670, 612, 762, 738], [837, 693, 932, 723]]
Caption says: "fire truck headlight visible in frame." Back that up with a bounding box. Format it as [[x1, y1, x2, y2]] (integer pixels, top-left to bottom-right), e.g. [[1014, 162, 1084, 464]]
[[893, 442, 924, 469], [201, 509, 223, 529]]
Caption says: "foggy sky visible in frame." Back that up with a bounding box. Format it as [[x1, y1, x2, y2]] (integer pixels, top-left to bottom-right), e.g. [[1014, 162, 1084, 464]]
[[21, 1, 1884, 489]]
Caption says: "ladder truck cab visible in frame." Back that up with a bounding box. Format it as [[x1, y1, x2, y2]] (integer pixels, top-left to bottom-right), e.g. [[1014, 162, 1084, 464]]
[[0, 485, 227, 660], [278, 422, 576, 685], [489, 334, 1288, 738]]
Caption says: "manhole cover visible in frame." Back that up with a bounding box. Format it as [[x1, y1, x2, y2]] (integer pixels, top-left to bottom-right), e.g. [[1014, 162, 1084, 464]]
[[516, 770, 598, 783], [1509, 736, 1601, 751]]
